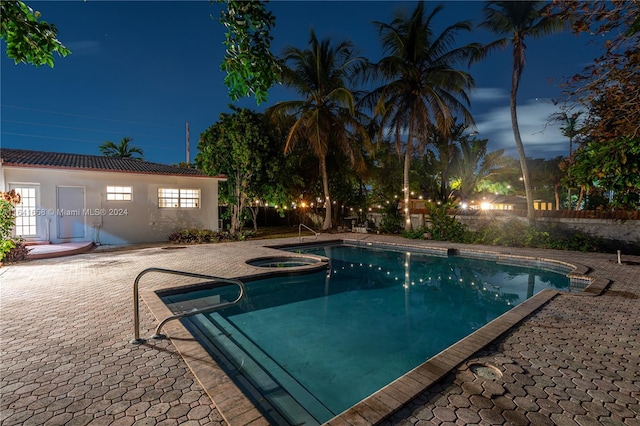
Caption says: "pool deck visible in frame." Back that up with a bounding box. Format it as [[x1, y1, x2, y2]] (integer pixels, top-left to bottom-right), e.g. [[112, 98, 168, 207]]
[[1, 233, 638, 426]]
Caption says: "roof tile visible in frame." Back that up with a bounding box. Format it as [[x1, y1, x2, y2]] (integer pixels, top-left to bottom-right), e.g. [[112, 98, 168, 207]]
[[0, 148, 218, 178]]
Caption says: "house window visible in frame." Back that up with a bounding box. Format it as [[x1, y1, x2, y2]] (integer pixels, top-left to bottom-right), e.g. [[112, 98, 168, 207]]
[[106, 186, 132, 201], [158, 188, 200, 208], [14, 187, 37, 236]]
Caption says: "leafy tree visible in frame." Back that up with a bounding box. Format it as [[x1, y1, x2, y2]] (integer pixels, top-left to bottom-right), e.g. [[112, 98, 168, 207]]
[[2, 1, 276, 103], [218, 0, 279, 104], [479, 1, 567, 223], [552, 1, 639, 209], [197, 107, 285, 234], [555, 0, 639, 141], [569, 138, 640, 209], [369, 2, 479, 230], [369, 140, 405, 208], [0, 1, 70, 67], [98, 137, 144, 160], [267, 29, 369, 230]]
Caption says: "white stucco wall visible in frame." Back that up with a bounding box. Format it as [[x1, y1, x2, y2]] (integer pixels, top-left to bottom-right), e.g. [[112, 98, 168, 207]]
[[2, 166, 221, 245]]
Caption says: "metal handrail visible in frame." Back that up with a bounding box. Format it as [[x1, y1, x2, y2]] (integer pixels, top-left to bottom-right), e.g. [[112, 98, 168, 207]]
[[131, 267, 244, 344], [299, 223, 319, 242]]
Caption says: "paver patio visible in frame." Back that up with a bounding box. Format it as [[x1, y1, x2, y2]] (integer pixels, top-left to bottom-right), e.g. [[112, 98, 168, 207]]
[[1, 234, 638, 425]]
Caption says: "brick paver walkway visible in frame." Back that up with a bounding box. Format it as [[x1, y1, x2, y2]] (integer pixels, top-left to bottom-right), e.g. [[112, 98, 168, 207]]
[[1, 235, 639, 425]]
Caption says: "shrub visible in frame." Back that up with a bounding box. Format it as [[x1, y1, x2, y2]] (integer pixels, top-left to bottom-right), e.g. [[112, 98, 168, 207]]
[[427, 204, 474, 243], [1, 190, 24, 262], [401, 204, 473, 243], [472, 219, 637, 253], [167, 228, 254, 244], [379, 200, 403, 234], [2, 241, 30, 262]]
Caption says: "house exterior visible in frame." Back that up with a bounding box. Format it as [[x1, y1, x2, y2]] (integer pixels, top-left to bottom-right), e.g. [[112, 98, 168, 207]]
[[0, 148, 225, 245]]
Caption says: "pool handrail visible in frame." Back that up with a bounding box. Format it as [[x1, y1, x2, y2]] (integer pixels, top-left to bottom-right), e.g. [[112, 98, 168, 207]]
[[131, 267, 245, 344], [298, 223, 319, 242]]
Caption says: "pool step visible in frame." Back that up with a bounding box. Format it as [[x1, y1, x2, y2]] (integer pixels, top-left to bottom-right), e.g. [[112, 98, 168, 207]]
[[187, 313, 334, 425]]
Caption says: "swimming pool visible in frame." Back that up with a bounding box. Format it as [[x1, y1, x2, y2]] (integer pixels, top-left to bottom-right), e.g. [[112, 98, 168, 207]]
[[160, 242, 570, 425]]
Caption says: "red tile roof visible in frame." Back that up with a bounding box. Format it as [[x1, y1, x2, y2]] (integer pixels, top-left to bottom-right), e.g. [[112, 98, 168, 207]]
[[0, 148, 223, 178]]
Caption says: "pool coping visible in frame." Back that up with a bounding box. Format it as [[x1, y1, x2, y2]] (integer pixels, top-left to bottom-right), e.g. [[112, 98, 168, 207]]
[[137, 239, 607, 426]]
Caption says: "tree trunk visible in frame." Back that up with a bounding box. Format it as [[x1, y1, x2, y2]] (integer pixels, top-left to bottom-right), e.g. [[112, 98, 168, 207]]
[[403, 120, 415, 231], [554, 183, 560, 211], [510, 40, 536, 224], [230, 173, 247, 235], [249, 205, 259, 231], [320, 155, 332, 230], [576, 185, 584, 210]]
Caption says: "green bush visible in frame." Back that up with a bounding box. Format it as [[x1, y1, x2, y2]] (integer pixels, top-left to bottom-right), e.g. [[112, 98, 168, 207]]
[[2, 241, 30, 262], [399, 212, 638, 254], [1, 190, 24, 262], [427, 206, 473, 243], [379, 200, 403, 234], [167, 228, 254, 244], [401, 204, 473, 243], [475, 219, 551, 248], [472, 219, 637, 253]]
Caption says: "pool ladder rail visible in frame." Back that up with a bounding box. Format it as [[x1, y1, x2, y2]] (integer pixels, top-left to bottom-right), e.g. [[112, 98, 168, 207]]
[[131, 267, 245, 345], [299, 223, 319, 242]]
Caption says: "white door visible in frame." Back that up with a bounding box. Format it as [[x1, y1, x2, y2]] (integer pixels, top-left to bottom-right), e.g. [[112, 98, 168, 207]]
[[10, 185, 39, 238], [57, 186, 85, 239]]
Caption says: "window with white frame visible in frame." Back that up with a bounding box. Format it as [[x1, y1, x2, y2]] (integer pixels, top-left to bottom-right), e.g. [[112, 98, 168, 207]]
[[14, 187, 37, 236], [158, 188, 200, 208], [106, 186, 132, 201]]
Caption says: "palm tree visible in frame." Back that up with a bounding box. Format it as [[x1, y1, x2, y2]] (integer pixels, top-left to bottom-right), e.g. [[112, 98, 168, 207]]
[[454, 136, 508, 203], [557, 111, 583, 209], [99, 137, 144, 160], [267, 29, 368, 230], [479, 1, 566, 222], [369, 2, 479, 230], [424, 122, 463, 203]]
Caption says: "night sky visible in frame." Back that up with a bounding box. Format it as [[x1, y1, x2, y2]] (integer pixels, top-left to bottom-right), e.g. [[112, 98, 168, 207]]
[[1, 1, 598, 164]]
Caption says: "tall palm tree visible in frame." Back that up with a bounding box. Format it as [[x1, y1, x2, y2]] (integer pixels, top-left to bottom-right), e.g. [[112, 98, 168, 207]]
[[369, 2, 479, 230], [479, 1, 566, 222], [267, 29, 368, 230], [99, 137, 144, 160]]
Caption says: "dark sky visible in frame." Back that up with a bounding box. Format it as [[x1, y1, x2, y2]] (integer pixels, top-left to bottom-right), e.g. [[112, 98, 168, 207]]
[[1, 1, 597, 164]]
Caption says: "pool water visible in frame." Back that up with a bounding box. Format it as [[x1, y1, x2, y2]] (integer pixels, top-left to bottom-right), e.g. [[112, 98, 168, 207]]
[[162, 243, 570, 425]]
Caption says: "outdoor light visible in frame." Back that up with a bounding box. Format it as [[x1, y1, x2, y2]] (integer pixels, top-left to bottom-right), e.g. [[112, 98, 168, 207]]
[[461, 202, 468, 209]]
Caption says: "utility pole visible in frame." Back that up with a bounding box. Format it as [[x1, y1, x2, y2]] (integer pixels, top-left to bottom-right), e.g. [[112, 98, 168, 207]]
[[186, 121, 190, 165]]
